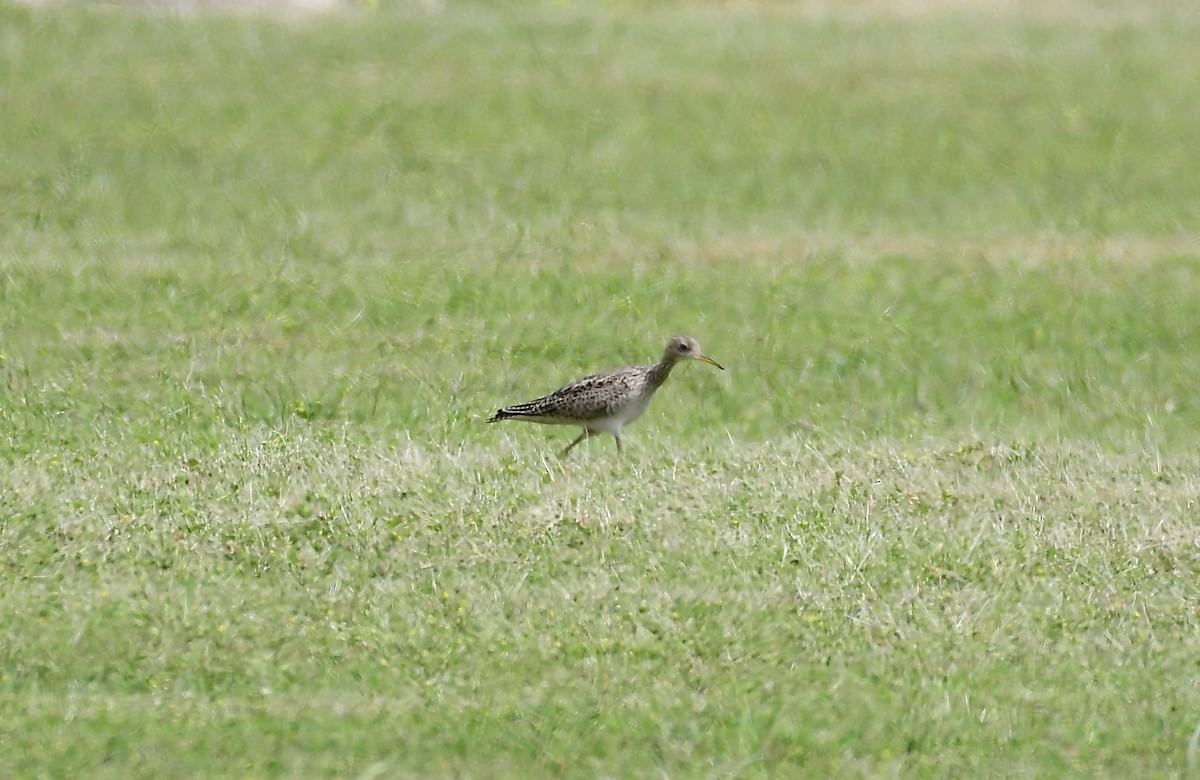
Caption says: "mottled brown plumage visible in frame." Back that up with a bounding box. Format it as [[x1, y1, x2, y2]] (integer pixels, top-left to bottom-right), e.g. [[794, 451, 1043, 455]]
[[488, 335, 724, 456]]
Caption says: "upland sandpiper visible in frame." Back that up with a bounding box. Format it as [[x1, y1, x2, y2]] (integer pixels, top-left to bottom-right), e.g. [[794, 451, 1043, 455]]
[[487, 335, 725, 456]]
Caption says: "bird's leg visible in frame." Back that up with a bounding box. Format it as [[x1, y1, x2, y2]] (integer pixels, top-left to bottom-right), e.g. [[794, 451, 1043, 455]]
[[560, 429, 595, 458], [614, 435, 623, 458]]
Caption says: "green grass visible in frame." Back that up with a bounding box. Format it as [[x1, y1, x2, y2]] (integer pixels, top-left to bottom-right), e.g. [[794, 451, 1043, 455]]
[[2, 0, 1200, 776]]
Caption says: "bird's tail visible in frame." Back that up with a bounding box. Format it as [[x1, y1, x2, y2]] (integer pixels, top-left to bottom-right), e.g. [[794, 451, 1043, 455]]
[[488, 401, 547, 422]]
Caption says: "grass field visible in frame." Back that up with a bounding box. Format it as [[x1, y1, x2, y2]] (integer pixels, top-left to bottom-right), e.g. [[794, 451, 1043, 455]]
[[2, 0, 1200, 776]]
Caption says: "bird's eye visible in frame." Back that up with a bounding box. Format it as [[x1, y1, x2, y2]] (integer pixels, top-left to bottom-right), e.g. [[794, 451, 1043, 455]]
[[679, 343, 691, 351]]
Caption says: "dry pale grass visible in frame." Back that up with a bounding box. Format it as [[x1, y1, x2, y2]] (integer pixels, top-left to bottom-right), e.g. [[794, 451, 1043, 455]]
[[678, 232, 1200, 269], [543, 230, 1200, 276], [10, 0, 1191, 24], [10, 0, 347, 13], [770, 0, 1188, 23]]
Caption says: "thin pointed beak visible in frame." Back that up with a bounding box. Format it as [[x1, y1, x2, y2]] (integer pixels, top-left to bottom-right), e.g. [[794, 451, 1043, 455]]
[[696, 354, 725, 371]]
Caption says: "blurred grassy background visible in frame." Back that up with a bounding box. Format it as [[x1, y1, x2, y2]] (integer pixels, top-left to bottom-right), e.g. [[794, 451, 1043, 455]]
[[3, 1, 1200, 450]]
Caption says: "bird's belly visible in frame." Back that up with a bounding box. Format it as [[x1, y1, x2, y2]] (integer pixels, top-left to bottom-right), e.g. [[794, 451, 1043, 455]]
[[622, 399, 650, 424], [590, 396, 650, 434]]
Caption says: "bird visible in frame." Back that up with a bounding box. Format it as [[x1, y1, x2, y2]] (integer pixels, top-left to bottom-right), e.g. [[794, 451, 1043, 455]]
[[487, 335, 725, 457]]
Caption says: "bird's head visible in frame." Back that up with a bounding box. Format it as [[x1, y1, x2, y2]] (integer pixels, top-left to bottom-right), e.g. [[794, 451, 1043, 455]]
[[663, 335, 724, 370]]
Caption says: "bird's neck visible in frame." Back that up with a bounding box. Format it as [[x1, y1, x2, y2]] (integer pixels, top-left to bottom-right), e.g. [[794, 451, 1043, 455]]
[[647, 359, 677, 389]]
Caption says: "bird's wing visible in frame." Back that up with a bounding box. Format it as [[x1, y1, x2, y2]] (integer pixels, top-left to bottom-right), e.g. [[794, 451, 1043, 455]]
[[514, 366, 644, 421]]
